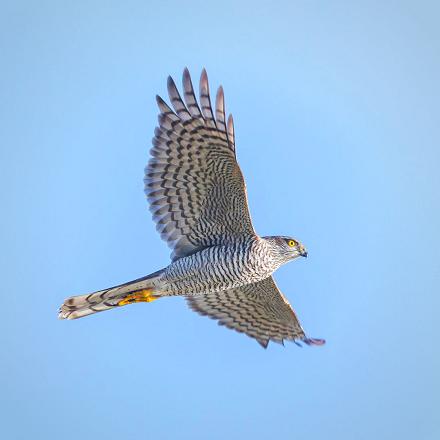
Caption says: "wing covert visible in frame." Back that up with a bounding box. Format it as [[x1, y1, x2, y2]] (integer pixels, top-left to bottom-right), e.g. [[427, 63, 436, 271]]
[[145, 68, 254, 261]]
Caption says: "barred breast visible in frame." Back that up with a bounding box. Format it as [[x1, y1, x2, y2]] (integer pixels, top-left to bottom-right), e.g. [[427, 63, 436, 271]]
[[158, 236, 276, 296]]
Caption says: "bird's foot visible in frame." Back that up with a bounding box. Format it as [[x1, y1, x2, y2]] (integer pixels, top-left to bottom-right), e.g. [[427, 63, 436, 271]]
[[118, 289, 158, 306]]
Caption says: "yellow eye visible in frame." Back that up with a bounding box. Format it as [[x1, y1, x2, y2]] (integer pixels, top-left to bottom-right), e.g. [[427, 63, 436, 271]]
[[288, 240, 296, 247]]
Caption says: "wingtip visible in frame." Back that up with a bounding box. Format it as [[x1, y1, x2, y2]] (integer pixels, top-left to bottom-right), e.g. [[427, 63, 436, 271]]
[[216, 86, 225, 115], [182, 68, 195, 91], [167, 75, 177, 92], [182, 68, 191, 85], [257, 338, 269, 349], [216, 85, 224, 103], [303, 337, 326, 346], [200, 68, 209, 89], [227, 114, 234, 132]]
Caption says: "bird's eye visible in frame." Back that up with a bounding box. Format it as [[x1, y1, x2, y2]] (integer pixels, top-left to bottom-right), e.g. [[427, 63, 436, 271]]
[[288, 240, 296, 247]]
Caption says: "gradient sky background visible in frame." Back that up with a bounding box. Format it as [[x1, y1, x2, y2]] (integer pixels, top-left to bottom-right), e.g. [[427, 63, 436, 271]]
[[1, 1, 439, 439]]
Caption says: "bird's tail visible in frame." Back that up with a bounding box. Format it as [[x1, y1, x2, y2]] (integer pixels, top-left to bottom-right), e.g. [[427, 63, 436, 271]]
[[58, 269, 165, 320]]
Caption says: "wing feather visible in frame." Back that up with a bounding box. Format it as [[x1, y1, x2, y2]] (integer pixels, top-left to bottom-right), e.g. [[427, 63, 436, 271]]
[[199, 68, 217, 128], [227, 114, 235, 155], [167, 76, 192, 121], [182, 67, 203, 118], [145, 69, 254, 260], [215, 86, 227, 136], [186, 277, 325, 348]]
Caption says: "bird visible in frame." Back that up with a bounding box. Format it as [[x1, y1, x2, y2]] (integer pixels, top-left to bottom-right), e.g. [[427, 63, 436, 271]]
[[58, 68, 325, 349]]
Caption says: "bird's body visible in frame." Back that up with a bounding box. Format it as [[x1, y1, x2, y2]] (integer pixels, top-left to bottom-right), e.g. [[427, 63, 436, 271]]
[[59, 68, 325, 348], [155, 235, 290, 296]]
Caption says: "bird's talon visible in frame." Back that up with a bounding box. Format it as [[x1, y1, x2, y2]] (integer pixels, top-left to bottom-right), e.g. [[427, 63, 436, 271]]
[[118, 290, 157, 306]]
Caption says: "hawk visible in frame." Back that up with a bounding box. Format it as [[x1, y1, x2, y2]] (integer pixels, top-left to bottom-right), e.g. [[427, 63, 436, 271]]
[[59, 68, 325, 348]]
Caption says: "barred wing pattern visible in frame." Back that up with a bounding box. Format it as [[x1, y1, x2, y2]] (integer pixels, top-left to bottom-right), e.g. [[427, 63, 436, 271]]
[[145, 69, 255, 260], [187, 277, 325, 348]]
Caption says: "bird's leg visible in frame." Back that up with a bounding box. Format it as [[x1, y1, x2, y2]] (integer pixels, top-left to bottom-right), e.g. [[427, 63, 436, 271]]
[[118, 289, 158, 306]]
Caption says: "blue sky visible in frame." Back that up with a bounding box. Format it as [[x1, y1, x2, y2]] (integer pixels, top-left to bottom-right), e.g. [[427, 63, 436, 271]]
[[1, 1, 439, 439]]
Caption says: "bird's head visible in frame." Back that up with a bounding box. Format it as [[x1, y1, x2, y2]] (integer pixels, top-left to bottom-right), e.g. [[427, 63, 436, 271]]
[[263, 236, 308, 264]]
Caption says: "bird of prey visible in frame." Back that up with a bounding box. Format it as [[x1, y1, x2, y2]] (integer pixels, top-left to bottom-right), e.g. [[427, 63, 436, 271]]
[[59, 68, 325, 349]]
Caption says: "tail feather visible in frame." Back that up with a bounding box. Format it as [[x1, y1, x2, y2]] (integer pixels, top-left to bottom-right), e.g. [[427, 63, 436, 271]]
[[58, 270, 164, 320]]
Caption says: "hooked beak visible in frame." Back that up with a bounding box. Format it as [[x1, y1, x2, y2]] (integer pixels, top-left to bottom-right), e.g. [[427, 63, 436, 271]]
[[299, 246, 308, 258]]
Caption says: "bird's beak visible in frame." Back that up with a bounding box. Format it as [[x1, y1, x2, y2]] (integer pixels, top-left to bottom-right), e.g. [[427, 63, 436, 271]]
[[299, 247, 308, 258]]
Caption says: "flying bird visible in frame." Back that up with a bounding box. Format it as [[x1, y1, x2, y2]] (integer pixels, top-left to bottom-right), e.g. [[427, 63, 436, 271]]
[[59, 68, 325, 348]]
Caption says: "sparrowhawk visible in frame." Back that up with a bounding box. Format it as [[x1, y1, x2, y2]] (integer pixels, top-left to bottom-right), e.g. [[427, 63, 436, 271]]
[[59, 69, 325, 349]]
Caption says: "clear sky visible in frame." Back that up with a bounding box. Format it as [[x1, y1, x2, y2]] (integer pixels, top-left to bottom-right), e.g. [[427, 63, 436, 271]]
[[1, 1, 439, 439]]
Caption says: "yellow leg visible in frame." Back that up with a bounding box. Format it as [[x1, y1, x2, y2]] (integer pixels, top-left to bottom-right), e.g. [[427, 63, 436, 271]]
[[118, 289, 158, 306]]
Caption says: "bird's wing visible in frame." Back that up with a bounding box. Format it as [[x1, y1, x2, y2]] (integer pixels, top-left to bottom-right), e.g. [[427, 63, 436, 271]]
[[145, 68, 255, 261], [186, 277, 325, 348]]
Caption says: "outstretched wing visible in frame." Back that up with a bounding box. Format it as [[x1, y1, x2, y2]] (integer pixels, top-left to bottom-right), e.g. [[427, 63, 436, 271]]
[[186, 277, 325, 348], [145, 68, 255, 261]]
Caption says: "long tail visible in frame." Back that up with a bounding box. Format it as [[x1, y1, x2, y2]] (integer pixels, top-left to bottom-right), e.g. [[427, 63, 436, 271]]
[[58, 269, 165, 320]]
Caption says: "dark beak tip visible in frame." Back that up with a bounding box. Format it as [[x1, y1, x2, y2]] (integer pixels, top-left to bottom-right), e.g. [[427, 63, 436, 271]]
[[302, 251, 308, 258]]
